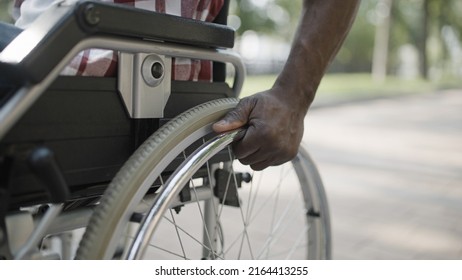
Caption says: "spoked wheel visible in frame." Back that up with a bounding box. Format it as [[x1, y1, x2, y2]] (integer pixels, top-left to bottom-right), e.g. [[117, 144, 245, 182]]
[[76, 98, 331, 260]]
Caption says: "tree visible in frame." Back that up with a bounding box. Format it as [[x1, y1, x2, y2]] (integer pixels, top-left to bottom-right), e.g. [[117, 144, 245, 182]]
[[419, 0, 429, 79], [229, 0, 462, 79], [371, 0, 393, 82]]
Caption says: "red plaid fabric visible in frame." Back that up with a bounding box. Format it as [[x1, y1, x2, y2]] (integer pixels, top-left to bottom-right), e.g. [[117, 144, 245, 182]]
[[13, 0, 224, 81]]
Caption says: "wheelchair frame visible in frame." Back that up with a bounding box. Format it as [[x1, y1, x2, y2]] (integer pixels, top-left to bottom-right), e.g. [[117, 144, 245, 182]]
[[0, 0, 331, 260]]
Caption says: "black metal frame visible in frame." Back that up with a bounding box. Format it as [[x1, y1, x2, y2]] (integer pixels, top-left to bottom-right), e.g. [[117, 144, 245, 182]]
[[0, 0, 235, 209]]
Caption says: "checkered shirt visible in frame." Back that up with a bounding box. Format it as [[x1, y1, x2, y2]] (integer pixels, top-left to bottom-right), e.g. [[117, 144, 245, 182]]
[[12, 0, 224, 81]]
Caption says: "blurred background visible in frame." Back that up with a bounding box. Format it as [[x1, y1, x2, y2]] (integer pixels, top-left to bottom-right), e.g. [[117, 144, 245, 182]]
[[2, 0, 461, 95], [1, 0, 461, 259], [224, 0, 462, 259], [226, 0, 462, 98], [225, 0, 462, 259]]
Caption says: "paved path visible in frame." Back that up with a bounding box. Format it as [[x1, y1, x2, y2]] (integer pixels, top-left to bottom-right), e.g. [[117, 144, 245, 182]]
[[304, 89, 462, 259]]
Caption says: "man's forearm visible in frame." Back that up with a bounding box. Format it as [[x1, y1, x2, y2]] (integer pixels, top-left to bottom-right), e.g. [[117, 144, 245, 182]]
[[275, 0, 361, 109], [212, 0, 360, 170]]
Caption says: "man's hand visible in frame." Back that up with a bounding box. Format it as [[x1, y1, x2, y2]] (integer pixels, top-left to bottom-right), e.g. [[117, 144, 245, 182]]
[[213, 0, 360, 171], [213, 87, 307, 171]]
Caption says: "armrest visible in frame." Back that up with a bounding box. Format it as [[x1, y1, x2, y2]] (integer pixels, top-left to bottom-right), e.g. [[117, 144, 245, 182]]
[[0, 0, 234, 85], [76, 2, 234, 48]]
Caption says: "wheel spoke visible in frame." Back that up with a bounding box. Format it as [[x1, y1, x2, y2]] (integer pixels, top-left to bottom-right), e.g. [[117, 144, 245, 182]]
[[256, 192, 302, 259], [227, 148, 255, 260], [152, 214, 224, 260], [285, 225, 310, 260], [77, 98, 329, 260], [169, 209, 187, 259]]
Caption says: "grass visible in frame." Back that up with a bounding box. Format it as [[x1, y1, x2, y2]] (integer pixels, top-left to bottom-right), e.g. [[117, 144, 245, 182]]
[[238, 73, 462, 105]]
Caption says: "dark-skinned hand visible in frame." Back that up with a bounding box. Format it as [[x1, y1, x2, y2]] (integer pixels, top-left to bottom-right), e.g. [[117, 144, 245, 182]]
[[213, 87, 308, 171]]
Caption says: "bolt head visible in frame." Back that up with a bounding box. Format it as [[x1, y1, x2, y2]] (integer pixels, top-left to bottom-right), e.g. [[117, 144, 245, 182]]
[[84, 4, 101, 26]]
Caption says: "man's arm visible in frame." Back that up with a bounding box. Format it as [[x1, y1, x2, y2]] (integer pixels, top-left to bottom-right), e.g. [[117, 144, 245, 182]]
[[213, 0, 361, 171]]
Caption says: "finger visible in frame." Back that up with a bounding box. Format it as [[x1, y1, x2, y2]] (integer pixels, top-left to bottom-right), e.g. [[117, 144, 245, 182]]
[[238, 147, 273, 167], [231, 126, 260, 159], [212, 98, 256, 133], [250, 159, 272, 171], [239, 152, 273, 171]]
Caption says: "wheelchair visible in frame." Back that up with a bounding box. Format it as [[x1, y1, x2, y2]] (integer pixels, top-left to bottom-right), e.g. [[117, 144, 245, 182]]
[[0, 0, 331, 260]]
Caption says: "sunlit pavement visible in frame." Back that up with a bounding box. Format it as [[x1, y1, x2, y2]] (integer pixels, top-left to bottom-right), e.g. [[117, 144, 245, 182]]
[[305, 89, 462, 259]]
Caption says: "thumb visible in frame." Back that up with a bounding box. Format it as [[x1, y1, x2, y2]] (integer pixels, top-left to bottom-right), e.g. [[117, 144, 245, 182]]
[[213, 98, 254, 133]]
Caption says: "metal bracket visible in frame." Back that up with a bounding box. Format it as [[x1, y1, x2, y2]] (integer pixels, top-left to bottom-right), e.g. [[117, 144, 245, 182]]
[[214, 169, 251, 207], [118, 52, 172, 118]]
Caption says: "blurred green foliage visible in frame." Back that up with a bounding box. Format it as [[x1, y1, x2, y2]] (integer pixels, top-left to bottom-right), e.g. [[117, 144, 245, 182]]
[[0, 0, 13, 23], [1, 0, 460, 80], [231, 0, 462, 79]]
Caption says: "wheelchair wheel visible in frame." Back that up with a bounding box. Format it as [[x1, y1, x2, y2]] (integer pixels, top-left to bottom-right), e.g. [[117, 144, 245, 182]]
[[76, 98, 331, 260]]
